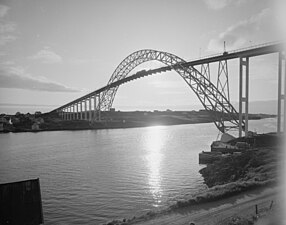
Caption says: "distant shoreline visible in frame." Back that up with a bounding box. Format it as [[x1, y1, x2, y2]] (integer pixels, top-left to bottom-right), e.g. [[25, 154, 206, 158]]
[[0, 116, 275, 134], [0, 110, 276, 134]]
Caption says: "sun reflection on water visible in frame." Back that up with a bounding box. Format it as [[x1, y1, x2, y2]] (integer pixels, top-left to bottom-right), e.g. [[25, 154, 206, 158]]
[[145, 126, 165, 207]]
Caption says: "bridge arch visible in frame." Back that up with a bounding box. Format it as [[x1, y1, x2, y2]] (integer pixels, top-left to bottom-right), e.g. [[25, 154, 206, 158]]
[[99, 49, 244, 133]]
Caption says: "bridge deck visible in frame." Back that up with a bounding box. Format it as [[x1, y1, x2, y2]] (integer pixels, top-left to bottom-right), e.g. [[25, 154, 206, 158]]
[[53, 42, 283, 112]]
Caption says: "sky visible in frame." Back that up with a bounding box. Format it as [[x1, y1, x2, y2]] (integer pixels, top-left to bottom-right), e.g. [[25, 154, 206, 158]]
[[0, 0, 283, 114]]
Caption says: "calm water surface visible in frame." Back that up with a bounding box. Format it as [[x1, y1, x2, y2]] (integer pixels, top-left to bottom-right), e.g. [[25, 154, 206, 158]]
[[0, 118, 277, 224]]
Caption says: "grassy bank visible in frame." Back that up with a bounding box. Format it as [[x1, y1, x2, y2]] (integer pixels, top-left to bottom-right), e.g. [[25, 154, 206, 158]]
[[104, 133, 281, 225]]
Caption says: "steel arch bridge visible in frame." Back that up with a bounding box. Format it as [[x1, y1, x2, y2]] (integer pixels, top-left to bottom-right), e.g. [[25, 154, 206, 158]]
[[52, 42, 285, 136], [96, 49, 242, 133]]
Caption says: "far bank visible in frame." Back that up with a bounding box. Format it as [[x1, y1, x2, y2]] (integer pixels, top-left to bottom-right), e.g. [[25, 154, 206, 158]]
[[0, 110, 275, 133]]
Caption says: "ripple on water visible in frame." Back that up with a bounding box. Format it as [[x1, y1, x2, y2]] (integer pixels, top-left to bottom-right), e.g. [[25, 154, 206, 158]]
[[0, 119, 276, 224]]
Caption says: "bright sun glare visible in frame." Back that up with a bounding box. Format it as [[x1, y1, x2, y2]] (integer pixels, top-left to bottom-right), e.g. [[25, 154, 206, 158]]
[[145, 126, 165, 207]]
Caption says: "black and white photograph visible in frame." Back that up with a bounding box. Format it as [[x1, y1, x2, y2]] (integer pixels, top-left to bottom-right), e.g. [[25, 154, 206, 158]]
[[0, 0, 285, 224]]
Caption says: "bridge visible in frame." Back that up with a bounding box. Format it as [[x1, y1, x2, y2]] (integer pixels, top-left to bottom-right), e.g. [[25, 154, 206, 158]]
[[51, 42, 285, 137]]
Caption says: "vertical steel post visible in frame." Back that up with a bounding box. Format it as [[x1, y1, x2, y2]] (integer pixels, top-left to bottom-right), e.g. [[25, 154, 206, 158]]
[[98, 94, 101, 121], [239, 57, 249, 137], [278, 52, 285, 133], [284, 54, 286, 133], [216, 60, 230, 132], [93, 95, 97, 121], [80, 101, 83, 120], [66, 107, 68, 120], [217, 60, 230, 102], [73, 105, 76, 120], [70, 106, 72, 120], [89, 98, 92, 121], [67, 107, 70, 120], [76, 103, 79, 120], [200, 63, 210, 80], [85, 99, 88, 120], [245, 58, 249, 135]]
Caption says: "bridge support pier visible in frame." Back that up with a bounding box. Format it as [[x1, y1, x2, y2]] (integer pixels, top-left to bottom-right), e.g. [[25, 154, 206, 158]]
[[69, 107, 71, 120], [217, 60, 230, 101], [93, 96, 97, 121], [73, 105, 76, 120], [98, 94, 101, 121], [76, 103, 79, 120], [84, 100, 87, 120], [200, 63, 210, 80], [80, 102, 83, 120], [277, 51, 286, 133], [239, 57, 249, 137], [89, 98, 92, 121], [70, 106, 72, 120]]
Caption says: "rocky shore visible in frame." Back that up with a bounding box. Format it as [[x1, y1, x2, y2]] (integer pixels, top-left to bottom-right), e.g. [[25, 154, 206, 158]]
[[104, 133, 281, 225]]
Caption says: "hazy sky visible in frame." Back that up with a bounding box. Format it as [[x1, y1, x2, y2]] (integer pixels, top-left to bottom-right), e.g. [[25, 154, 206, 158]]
[[0, 0, 281, 114]]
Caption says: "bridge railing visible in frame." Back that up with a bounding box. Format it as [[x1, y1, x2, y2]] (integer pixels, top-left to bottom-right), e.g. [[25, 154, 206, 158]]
[[187, 41, 282, 62]]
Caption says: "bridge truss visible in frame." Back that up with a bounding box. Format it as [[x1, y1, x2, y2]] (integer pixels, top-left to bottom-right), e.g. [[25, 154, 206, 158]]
[[52, 42, 284, 136]]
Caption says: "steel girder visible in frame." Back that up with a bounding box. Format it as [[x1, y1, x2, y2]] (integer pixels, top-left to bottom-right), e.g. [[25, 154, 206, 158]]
[[99, 49, 244, 133]]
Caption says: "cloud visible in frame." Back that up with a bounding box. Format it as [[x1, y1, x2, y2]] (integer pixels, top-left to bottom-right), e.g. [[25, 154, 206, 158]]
[[0, 64, 79, 92], [30, 47, 63, 64], [0, 5, 17, 46], [0, 4, 9, 18], [208, 8, 274, 51], [0, 34, 16, 46], [203, 0, 246, 10], [0, 22, 16, 33]]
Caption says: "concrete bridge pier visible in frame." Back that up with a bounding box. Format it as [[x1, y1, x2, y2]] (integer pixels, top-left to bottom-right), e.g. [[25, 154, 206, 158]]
[[68, 107, 71, 120], [84, 100, 87, 120], [65, 108, 68, 120], [89, 98, 92, 121], [76, 103, 79, 120], [277, 51, 286, 133], [72, 106, 74, 120], [97, 93, 101, 121], [80, 101, 83, 120], [239, 57, 249, 138], [93, 95, 97, 121]]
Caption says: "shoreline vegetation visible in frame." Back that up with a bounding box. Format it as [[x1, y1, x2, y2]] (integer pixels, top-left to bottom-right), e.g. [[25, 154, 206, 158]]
[[104, 133, 281, 225], [0, 110, 276, 133]]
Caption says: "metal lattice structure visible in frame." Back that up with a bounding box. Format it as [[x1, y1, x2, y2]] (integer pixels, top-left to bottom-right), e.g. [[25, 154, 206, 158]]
[[99, 49, 242, 133], [52, 42, 283, 136]]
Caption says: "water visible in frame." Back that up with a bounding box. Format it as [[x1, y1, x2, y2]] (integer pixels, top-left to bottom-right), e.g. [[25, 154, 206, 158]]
[[0, 118, 277, 224]]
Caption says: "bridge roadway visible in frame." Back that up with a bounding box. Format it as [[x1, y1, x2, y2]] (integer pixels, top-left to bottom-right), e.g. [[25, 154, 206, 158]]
[[53, 42, 283, 112]]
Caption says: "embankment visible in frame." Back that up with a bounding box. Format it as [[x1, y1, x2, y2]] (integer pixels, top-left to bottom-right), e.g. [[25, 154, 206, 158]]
[[104, 133, 281, 225]]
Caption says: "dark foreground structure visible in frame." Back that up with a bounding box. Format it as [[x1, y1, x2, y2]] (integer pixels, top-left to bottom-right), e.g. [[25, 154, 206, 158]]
[[0, 179, 44, 225]]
